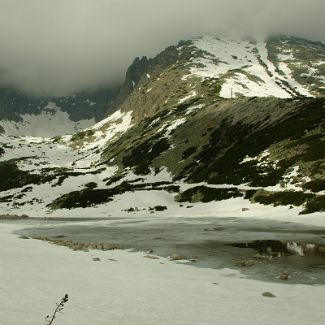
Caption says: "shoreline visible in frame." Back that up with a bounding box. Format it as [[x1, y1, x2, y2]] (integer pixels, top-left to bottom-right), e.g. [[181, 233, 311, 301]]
[[9, 215, 325, 285]]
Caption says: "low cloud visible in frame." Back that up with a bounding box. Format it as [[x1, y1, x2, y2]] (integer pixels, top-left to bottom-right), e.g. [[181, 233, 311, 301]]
[[0, 0, 324, 96]]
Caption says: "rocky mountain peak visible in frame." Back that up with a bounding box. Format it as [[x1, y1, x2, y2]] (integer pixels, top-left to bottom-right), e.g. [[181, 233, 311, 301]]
[[110, 35, 324, 125]]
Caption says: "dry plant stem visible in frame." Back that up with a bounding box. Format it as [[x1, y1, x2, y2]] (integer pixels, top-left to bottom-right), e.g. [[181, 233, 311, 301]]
[[46, 294, 69, 325]]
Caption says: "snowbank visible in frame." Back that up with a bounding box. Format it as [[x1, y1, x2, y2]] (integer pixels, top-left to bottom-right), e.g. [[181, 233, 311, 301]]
[[0, 222, 324, 325]]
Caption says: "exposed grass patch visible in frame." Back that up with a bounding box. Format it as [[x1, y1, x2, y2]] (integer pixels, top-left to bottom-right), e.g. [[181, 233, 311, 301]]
[[303, 179, 325, 193], [48, 180, 178, 210], [302, 196, 325, 214], [182, 146, 197, 159], [253, 190, 315, 207], [47, 189, 114, 209], [175, 186, 243, 203], [186, 98, 325, 186], [149, 205, 168, 212], [70, 130, 95, 142], [0, 161, 55, 191]]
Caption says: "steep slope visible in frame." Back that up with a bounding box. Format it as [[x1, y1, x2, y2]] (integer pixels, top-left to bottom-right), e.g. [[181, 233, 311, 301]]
[[187, 36, 324, 98], [266, 36, 325, 97], [0, 35, 324, 217]]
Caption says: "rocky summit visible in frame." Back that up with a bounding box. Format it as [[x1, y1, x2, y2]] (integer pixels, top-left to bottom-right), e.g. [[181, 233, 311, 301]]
[[0, 35, 324, 217]]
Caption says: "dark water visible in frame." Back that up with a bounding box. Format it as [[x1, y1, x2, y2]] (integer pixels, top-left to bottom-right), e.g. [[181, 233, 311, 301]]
[[9, 216, 325, 285]]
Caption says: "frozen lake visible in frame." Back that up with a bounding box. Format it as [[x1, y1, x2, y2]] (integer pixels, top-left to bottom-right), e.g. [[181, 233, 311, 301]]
[[12, 215, 325, 285]]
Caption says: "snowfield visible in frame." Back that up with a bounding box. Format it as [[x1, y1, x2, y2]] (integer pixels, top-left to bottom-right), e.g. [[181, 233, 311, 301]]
[[0, 109, 135, 216], [0, 102, 95, 137], [187, 36, 314, 98], [1, 221, 325, 325]]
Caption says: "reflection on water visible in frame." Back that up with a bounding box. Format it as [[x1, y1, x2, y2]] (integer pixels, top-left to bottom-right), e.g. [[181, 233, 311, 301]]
[[10, 216, 325, 285], [230, 240, 325, 257]]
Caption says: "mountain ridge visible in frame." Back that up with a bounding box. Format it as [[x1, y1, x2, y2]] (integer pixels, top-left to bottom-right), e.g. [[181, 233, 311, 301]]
[[0, 34, 324, 217], [0, 86, 119, 136]]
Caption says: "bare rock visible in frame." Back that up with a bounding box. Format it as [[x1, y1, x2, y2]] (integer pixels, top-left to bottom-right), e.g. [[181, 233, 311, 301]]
[[235, 260, 255, 267], [262, 292, 276, 298], [169, 254, 187, 261], [144, 255, 159, 260], [279, 272, 290, 280]]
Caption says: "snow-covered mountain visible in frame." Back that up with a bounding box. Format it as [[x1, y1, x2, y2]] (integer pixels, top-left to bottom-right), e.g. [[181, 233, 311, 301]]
[[188, 36, 318, 98], [0, 86, 118, 136], [0, 35, 324, 218], [0, 102, 95, 137]]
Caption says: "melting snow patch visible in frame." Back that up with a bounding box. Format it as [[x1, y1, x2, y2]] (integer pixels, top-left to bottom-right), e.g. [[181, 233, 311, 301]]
[[178, 91, 197, 104], [240, 155, 257, 164], [44, 101, 61, 111], [286, 242, 305, 256], [148, 117, 161, 128], [85, 99, 96, 106], [185, 104, 205, 115], [164, 118, 187, 137], [240, 150, 270, 164], [277, 62, 314, 97], [158, 118, 187, 138]]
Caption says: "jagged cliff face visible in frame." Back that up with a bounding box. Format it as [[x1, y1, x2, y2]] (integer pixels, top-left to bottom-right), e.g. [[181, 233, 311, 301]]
[[0, 35, 324, 216]]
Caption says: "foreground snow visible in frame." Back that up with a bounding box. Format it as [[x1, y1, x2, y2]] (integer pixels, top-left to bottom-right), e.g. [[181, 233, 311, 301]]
[[0, 222, 324, 325]]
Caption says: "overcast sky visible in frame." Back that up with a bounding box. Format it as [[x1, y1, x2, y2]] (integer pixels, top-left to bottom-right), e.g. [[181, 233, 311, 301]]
[[0, 0, 324, 97]]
